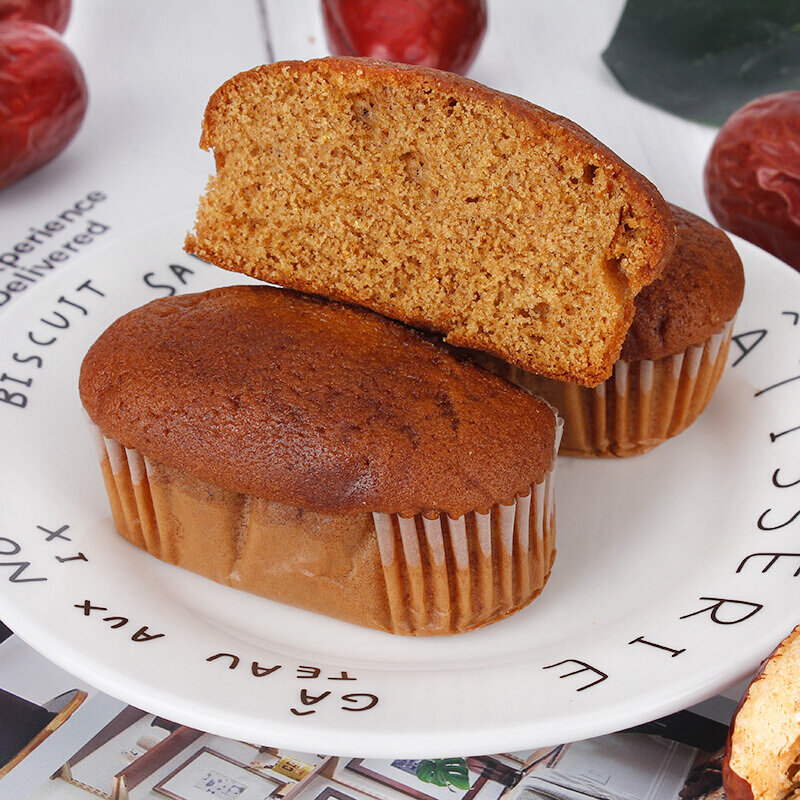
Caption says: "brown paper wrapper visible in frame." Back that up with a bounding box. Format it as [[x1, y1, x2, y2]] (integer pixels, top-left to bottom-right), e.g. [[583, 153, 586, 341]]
[[87, 419, 561, 635], [484, 319, 734, 458]]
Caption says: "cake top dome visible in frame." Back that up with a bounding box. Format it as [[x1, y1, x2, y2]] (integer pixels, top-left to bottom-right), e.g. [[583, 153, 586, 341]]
[[80, 285, 557, 517]]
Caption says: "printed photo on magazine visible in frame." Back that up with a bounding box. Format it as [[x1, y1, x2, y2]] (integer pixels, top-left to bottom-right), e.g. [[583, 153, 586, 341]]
[[0, 623, 736, 800]]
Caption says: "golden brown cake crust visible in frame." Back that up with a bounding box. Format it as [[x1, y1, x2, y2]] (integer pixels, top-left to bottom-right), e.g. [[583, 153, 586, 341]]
[[79, 286, 556, 518], [621, 205, 744, 361], [185, 57, 676, 387]]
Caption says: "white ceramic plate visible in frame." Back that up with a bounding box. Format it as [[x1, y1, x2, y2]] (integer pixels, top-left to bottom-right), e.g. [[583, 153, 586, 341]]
[[1, 212, 799, 758]]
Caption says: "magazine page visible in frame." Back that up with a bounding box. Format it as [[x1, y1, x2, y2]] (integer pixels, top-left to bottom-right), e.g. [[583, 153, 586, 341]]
[[0, 628, 737, 800]]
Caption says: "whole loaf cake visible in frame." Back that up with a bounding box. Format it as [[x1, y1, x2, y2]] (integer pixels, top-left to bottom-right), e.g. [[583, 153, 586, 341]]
[[79, 286, 560, 635], [185, 57, 676, 386]]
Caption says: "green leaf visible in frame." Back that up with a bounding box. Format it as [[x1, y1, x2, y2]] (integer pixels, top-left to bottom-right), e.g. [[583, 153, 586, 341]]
[[442, 769, 470, 791], [416, 760, 449, 787], [602, 0, 800, 125], [416, 761, 437, 784], [415, 759, 471, 791], [430, 768, 449, 787]]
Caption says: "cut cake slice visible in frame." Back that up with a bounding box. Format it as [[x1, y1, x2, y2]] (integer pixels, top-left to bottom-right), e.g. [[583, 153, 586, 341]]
[[186, 57, 675, 386]]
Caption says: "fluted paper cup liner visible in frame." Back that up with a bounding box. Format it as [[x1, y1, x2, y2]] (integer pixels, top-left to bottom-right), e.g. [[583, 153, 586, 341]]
[[86, 418, 562, 635], [485, 320, 735, 458]]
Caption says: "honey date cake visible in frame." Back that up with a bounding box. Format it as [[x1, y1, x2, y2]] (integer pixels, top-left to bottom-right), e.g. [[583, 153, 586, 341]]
[[80, 285, 561, 635], [185, 57, 675, 386]]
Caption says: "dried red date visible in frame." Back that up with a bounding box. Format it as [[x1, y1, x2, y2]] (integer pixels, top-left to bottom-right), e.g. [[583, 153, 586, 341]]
[[721, 627, 800, 800], [322, 0, 487, 75], [705, 91, 800, 271], [0, 0, 71, 33], [0, 20, 87, 190]]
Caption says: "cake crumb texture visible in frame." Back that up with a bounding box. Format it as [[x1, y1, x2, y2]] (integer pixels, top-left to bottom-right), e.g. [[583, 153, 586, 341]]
[[186, 57, 675, 386]]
